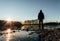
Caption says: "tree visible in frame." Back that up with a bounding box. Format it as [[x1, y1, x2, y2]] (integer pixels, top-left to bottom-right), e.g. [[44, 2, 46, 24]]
[[13, 22, 22, 30]]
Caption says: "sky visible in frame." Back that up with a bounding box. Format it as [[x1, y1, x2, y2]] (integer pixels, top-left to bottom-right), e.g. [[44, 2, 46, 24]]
[[0, 0, 60, 22]]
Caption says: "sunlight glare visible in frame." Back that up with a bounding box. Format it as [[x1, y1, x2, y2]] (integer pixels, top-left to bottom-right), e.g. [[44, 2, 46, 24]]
[[6, 29, 11, 41], [7, 29, 11, 33], [7, 18, 12, 22]]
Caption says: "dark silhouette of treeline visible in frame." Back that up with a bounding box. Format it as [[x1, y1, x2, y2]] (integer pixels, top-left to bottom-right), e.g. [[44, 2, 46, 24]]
[[0, 20, 60, 31], [23, 22, 60, 26], [44, 22, 60, 26], [0, 20, 22, 31]]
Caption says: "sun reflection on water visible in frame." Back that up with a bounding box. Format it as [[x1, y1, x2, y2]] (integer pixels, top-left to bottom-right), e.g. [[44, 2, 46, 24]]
[[6, 33, 11, 41], [6, 29, 12, 41]]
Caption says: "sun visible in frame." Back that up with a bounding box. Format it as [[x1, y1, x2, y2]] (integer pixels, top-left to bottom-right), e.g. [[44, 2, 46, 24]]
[[7, 18, 12, 22]]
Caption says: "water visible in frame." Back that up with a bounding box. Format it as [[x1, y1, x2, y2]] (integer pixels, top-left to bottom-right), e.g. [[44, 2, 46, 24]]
[[0, 30, 39, 41]]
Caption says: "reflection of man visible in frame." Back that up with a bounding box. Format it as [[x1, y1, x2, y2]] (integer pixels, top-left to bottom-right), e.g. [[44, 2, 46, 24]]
[[38, 34, 41, 41]]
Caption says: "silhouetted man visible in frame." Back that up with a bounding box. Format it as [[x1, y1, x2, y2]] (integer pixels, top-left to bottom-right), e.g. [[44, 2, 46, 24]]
[[38, 10, 44, 30]]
